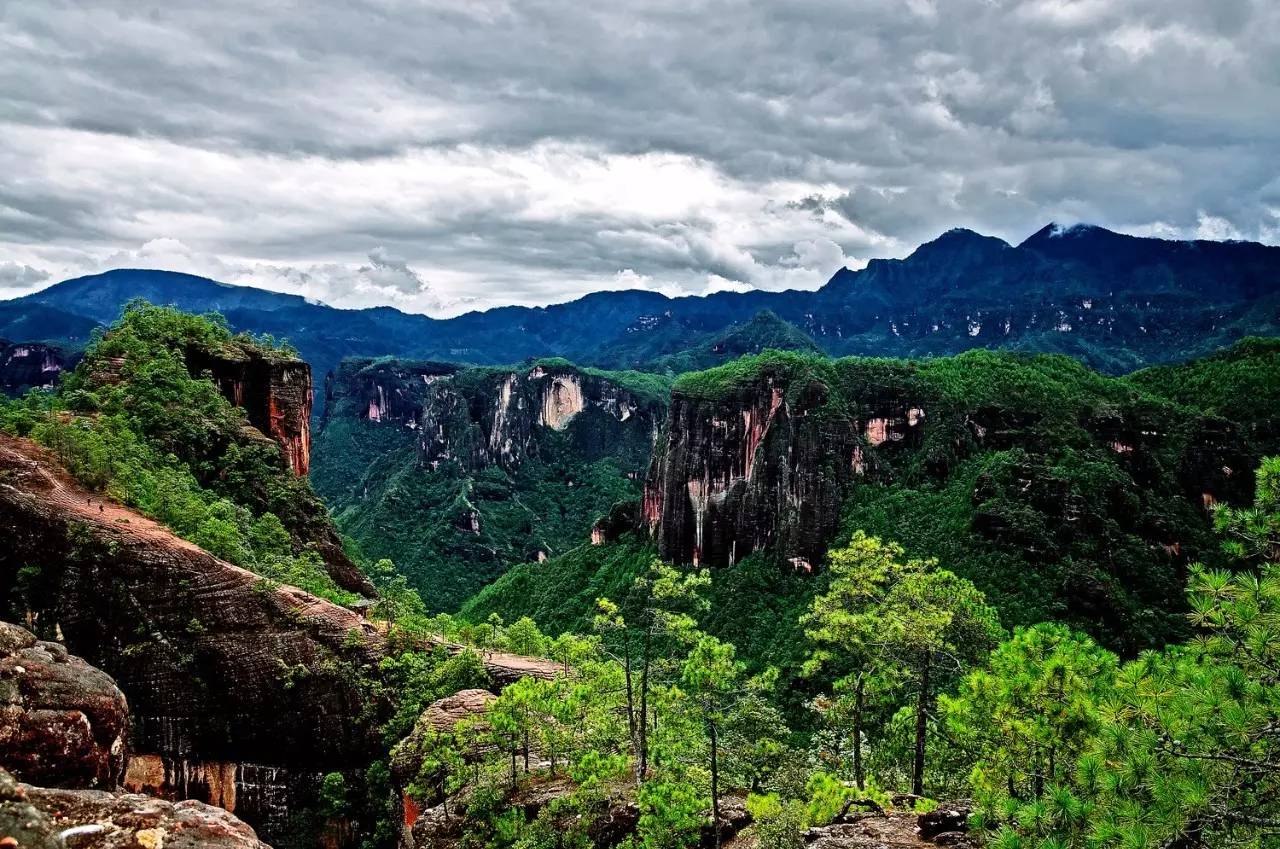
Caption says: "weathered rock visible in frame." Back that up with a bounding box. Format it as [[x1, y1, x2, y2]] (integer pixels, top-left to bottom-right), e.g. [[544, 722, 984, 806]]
[[390, 690, 497, 790], [805, 813, 951, 849], [183, 345, 312, 477], [325, 359, 664, 476], [24, 781, 272, 849], [643, 367, 924, 567], [0, 768, 59, 849], [0, 434, 386, 844], [918, 805, 971, 839], [0, 621, 128, 789], [0, 341, 75, 396]]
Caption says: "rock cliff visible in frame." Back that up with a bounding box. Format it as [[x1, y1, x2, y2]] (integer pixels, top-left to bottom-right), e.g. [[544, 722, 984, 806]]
[[183, 345, 312, 477], [0, 768, 272, 849], [0, 621, 129, 790], [638, 349, 1280, 649], [315, 359, 669, 610], [0, 341, 76, 395], [643, 360, 926, 568], [325, 359, 663, 475], [0, 434, 386, 844]]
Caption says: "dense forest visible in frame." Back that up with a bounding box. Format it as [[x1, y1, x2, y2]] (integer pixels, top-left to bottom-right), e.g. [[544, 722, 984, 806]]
[[1, 304, 1278, 849]]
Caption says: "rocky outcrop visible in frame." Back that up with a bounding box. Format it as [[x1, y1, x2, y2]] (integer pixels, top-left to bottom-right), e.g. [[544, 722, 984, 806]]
[[0, 341, 75, 396], [0, 768, 271, 849], [325, 359, 664, 476], [643, 367, 925, 567], [0, 621, 129, 789], [0, 434, 386, 845], [184, 346, 312, 476]]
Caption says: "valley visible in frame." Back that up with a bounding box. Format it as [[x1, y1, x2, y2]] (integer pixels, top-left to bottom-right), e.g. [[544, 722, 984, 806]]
[[1, 229, 1279, 849]]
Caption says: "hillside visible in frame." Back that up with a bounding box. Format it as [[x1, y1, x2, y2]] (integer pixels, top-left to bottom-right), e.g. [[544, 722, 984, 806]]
[[465, 338, 1280, 661], [5, 225, 1280, 408], [313, 357, 670, 610]]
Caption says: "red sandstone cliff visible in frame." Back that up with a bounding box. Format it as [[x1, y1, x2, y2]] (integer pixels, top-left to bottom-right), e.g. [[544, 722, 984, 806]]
[[0, 434, 384, 843]]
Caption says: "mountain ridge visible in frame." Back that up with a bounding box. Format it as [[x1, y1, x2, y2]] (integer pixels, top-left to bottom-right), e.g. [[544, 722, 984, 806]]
[[6, 223, 1280, 406]]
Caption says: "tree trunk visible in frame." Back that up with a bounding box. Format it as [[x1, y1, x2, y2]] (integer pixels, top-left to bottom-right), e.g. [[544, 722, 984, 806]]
[[624, 637, 637, 760], [913, 651, 931, 797], [710, 719, 721, 849], [523, 730, 530, 773], [638, 627, 652, 782], [854, 674, 866, 791]]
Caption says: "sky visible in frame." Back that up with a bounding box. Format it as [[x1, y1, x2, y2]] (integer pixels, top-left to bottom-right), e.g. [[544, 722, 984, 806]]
[[1, 0, 1278, 316]]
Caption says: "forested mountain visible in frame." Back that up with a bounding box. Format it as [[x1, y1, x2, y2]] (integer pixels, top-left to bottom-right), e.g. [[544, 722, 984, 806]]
[[5, 225, 1280, 414], [3, 301, 1280, 849]]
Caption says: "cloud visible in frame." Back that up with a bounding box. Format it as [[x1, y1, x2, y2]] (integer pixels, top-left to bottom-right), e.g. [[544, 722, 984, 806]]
[[0, 0, 1276, 314]]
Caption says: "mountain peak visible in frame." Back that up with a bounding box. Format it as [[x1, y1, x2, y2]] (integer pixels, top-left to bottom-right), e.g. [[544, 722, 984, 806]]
[[905, 227, 1012, 264]]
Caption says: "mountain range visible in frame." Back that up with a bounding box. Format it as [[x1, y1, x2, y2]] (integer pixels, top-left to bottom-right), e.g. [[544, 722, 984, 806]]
[[4, 223, 1279, 413]]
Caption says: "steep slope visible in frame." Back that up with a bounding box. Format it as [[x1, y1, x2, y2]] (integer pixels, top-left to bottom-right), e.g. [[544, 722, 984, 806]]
[[6, 225, 1280, 390], [468, 340, 1280, 659], [313, 358, 669, 610], [8, 303, 374, 597], [0, 340, 78, 395], [0, 433, 386, 845]]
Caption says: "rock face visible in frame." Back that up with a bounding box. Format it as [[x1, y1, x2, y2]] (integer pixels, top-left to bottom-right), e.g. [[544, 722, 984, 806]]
[[643, 369, 924, 567], [0, 621, 129, 789], [0, 434, 386, 844], [639, 351, 1280, 647], [326, 359, 663, 475], [184, 345, 312, 476], [0, 341, 75, 395], [0, 768, 272, 849]]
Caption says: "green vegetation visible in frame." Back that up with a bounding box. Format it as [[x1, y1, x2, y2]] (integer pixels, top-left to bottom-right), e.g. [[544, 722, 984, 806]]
[[314, 359, 669, 611], [0, 302, 358, 605]]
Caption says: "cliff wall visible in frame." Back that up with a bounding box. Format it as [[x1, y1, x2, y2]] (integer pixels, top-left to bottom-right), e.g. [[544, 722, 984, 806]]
[[0, 434, 386, 844], [325, 359, 663, 475], [185, 346, 312, 477], [645, 350, 1274, 578], [0, 341, 77, 395]]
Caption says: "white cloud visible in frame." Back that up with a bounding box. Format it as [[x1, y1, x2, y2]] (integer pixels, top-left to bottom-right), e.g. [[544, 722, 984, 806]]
[[0, 0, 1276, 313]]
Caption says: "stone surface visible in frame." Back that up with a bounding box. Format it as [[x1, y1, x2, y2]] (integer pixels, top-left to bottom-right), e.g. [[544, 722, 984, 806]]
[[325, 359, 663, 476], [918, 805, 972, 839], [0, 341, 75, 396], [0, 434, 386, 844], [0, 621, 129, 789], [24, 781, 272, 849]]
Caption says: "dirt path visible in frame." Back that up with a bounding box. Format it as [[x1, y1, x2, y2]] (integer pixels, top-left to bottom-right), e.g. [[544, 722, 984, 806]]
[[0, 433, 215, 556]]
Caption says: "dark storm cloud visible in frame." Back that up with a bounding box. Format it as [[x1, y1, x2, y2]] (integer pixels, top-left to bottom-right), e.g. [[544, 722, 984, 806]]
[[0, 0, 1277, 312]]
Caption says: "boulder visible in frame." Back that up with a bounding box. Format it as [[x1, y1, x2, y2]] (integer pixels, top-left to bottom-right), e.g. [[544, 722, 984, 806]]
[[0, 621, 128, 789]]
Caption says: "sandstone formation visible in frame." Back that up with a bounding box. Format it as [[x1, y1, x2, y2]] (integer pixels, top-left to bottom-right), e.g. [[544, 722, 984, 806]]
[[0, 434, 385, 844], [0, 341, 75, 396], [0, 768, 271, 849], [325, 359, 664, 476], [0, 621, 129, 789], [643, 369, 925, 567], [184, 345, 313, 477], [642, 355, 1277, 577]]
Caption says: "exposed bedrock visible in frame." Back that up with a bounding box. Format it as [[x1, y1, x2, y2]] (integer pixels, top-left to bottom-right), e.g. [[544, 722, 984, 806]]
[[642, 363, 1272, 571], [643, 374, 926, 567], [184, 346, 313, 477], [0, 341, 76, 396], [0, 434, 386, 844], [0, 768, 272, 849], [0, 621, 129, 789], [325, 359, 663, 475]]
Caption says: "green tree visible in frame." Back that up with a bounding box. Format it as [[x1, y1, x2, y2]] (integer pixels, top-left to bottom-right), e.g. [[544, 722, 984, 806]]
[[944, 623, 1118, 805], [682, 634, 745, 849], [594, 559, 710, 782], [805, 531, 1003, 795]]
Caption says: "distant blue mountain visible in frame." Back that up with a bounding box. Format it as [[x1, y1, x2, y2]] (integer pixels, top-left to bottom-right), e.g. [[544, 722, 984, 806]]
[[5, 225, 1280, 404]]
